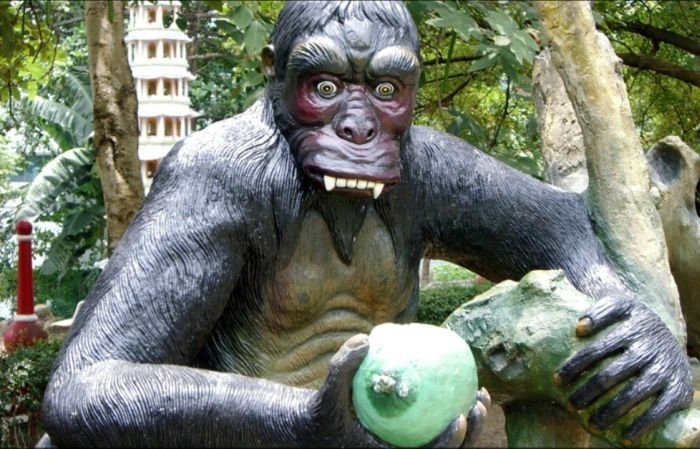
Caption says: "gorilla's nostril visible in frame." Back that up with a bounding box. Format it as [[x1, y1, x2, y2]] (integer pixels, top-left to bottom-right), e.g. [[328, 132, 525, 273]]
[[343, 127, 353, 138]]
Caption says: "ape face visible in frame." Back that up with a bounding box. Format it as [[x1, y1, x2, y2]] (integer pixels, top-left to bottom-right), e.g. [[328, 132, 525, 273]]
[[277, 18, 420, 199]]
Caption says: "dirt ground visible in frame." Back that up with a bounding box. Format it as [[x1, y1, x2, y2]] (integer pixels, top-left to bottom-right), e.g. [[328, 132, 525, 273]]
[[473, 403, 508, 447]]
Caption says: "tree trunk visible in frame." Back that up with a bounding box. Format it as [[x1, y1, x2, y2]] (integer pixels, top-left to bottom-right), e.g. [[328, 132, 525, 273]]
[[533, 1, 685, 340], [534, 48, 700, 353], [85, 0, 144, 254], [532, 48, 587, 194]]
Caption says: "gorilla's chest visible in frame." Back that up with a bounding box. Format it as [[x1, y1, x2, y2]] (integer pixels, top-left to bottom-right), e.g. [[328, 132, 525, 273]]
[[258, 208, 418, 387]]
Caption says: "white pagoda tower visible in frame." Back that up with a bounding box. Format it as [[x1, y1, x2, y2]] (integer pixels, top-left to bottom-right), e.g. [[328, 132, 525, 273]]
[[125, 0, 198, 189]]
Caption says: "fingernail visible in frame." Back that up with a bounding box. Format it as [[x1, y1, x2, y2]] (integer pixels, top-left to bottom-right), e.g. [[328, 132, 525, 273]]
[[623, 439, 633, 447], [566, 401, 576, 413], [576, 317, 593, 336], [477, 401, 488, 418], [478, 387, 492, 408], [553, 372, 563, 386]]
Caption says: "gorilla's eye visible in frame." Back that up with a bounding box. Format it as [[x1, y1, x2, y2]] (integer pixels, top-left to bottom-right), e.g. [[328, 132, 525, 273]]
[[316, 80, 339, 99], [375, 82, 395, 98]]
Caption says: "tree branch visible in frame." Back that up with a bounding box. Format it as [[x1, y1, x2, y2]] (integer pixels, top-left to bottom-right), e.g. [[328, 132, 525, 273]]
[[422, 54, 481, 67], [489, 77, 511, 150], [440, 76, 474, 107], [608, 20, 700, 56], [414, 75, 474, 115], [618, 52, 700, 87], [188, 52, 226, 61], [53, 16, 85, 28]]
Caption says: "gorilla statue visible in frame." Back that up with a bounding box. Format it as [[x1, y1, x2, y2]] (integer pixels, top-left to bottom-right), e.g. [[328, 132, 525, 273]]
[[40, 1, 691, 447]]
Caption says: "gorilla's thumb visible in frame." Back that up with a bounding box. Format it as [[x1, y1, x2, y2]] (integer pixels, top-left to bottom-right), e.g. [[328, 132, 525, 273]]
[[318, 333, 369, 408]]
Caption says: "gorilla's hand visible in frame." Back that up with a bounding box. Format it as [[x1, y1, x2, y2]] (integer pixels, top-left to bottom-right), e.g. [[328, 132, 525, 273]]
[[307, 334, 487, 448], [555, 295, 693, 443], [422, 386, 491, 448], [461, 387, 491, 447]]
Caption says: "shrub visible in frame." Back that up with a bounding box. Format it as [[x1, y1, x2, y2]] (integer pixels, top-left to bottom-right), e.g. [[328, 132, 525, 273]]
[[34, 268, 100, 318], [416, 282, 493, 326], [0, 267, 99, 319], [0, 339, 62, 447]]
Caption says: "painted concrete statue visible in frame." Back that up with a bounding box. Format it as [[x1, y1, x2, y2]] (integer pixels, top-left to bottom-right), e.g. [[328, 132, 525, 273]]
[[39, 1, 692, 447]]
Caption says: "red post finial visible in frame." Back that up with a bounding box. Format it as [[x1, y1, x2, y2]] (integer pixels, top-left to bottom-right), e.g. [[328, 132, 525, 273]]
[[3, 220, 47, 352], [16, 220, 33, 235]]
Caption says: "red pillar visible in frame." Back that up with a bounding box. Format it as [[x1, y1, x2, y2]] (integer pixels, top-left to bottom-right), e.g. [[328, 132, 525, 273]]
[[3, 220, 47, 352]]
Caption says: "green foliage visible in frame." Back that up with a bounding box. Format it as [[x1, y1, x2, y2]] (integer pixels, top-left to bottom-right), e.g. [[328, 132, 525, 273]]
[[2, 59, 105, 282], [0, 3, 101, 326], [3, 140, 106, 283], [417, 282, 493, 326], [0, 339, 61, 414], [432, 264, 476, 283], [17, 147, 94, 221], [0, 144, 22, 204], [177, 0, 282, 125], [408, 1, 545, 178], [34, 268, 100, 318], [594, 1, 700, 149], [22, 69, 93, 150], [0, 338, 62, 447], [0, 266, 98, 319], [0, 1, 62, 102]]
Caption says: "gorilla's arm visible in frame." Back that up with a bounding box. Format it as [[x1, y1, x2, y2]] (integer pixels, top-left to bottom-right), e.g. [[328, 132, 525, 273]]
[[41, 123, 302, 447], [409, 126, 621, 296], [410, 126, 692, 441], [40, 113, 336, 448]]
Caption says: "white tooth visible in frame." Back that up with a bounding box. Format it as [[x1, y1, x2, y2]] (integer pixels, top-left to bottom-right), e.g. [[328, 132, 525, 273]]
[[336, 178, 347, 188], [373, 182, 384, 199], [324, 175, 336, 191], [347, 178, 358, 188], [357, 180, 368, 189], [366, 181, 375, 188]]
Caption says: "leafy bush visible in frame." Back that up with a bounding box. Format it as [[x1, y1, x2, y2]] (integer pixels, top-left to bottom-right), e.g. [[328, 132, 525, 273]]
[[417, 282, 493, 326], [0, 267, 99, 319], [0, 339, 62, 447], [34, 268, 100, 318]]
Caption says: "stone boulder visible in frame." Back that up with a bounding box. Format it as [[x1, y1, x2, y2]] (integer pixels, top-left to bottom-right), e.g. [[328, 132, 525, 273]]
[[443, 270, 700, 447]]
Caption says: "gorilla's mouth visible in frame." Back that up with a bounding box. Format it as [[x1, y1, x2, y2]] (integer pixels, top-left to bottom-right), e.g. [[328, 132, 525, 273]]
[[305, 168, 399, 199]]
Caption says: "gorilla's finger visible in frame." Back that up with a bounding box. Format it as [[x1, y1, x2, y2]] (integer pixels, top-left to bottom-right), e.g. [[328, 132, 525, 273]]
[[475, 387, 491, 409], [576, 295, 632, 337], [623, 386, 692, 443], [588, 371, 665, 431], [319, 333, 369, 406], [555, 326, 629, 387], [568, 351, 651, 409], [424, 414, 467, 448], [463, 400, 488, 447]]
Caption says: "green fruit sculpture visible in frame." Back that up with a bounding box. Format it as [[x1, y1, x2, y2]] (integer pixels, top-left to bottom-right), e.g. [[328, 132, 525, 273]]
[[352, 322, 478, 447]]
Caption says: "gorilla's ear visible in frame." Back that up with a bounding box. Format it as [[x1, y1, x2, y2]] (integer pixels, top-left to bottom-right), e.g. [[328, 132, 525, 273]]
[[262, 45, 276, 80]]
